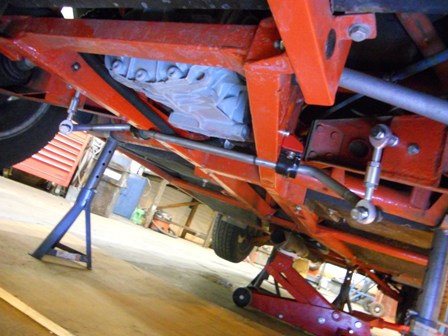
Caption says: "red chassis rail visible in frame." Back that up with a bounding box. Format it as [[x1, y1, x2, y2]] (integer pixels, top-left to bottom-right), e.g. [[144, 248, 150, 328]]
[[0, 3, 445, 295]]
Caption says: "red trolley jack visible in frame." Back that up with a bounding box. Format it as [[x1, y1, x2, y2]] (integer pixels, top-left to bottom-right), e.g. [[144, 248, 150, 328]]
[[233, 251, 408, 336]]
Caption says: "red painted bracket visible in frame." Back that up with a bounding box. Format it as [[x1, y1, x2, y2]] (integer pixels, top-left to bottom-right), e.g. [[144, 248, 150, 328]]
[[268, 0, 377, 106], [281, 135, 304, 154]]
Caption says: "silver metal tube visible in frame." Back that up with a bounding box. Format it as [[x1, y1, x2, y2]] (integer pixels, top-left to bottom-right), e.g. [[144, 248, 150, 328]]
[[298, 165, 361, 206], [73, 124, 131, 132], [135, 130, 359, 205], [417, 227, 448, 321], [142, 130, 276, 169], [340, 68, 448, 125]]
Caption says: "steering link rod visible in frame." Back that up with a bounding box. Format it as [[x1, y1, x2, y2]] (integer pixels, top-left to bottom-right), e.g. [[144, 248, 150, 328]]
[[350, 124, 399, 225], [61, 123, 361, 211]]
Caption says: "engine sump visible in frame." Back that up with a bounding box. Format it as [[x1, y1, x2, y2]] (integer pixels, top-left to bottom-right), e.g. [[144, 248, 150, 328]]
[[105, 55, 250, 141]]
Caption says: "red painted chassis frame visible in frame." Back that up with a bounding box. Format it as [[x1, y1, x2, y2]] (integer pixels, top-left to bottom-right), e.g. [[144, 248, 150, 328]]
[[0, 0, 446, 312]]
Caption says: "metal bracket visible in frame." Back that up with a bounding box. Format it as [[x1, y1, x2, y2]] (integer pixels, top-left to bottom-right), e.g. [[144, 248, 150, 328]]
[[275, 150, 301, 178]]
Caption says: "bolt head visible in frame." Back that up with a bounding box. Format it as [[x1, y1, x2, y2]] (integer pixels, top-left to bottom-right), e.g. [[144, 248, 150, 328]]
[[348, 329, 354, 334], [278, 314, 284, 319], [71, 62, 80, 71], [167, 66, 183, 79], [332, 312, 340, 320], [295, 205, 302, 213], [135, 69, 148, 81], [59, 120, 73, 134], [348, 24, 371, 42], [354, 321, 362, 329], [351, 206, 369, 222], [370, 125, 385, 140], [286, 151, 296, 160], [278, 130, 290, 136], [112, 60, 123, 73], [317, 317, 326, 325], [407, 144, 420, 155], [274, 40, 285, 50]]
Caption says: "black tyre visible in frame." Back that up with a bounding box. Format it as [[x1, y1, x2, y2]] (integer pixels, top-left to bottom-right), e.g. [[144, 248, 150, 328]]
[[0, 98, 66, 169], [212, 216, 255, 263], [232, 287, 252, 308]]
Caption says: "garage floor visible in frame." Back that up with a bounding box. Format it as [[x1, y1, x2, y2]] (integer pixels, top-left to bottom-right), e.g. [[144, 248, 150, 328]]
[[0, 177, 398, 336], [0, 177, 304, 335]]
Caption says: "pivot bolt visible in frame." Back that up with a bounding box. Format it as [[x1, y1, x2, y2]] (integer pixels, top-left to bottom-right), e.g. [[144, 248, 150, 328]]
[[317, 317, 326, 325], [59, 120, 74, 134], [354, 321, 362, 329], [348, 24, 371, 42], [370, 125, 385, 140], [351, 206, 369, 222], [407, 144, 420, 155]]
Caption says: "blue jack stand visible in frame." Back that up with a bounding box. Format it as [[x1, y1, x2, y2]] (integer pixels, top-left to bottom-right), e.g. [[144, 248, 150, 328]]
[[31, 137, 119, 269]]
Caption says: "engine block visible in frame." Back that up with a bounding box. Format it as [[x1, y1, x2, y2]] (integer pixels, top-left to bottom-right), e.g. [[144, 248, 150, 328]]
[[105, 56, 250, 141]]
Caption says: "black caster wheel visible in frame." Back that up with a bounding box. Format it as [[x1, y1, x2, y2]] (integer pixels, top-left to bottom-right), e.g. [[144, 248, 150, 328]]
[[233, 287, 252, 307]]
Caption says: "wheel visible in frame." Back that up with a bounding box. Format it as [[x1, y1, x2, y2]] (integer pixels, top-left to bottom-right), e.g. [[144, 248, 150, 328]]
[[369, 302, 385, 318], [0, 97, 66, 169], [212, 216, 255, 263], [232, 287, 252, 307]]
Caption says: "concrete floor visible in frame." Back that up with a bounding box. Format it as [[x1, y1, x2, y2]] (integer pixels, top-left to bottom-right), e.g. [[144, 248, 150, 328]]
[[0, 177, 396, 335], [0, 177, 304, 335]]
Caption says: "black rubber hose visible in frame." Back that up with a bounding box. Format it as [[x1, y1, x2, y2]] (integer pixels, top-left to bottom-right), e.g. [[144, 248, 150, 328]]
[[79, 53, 174, 134]]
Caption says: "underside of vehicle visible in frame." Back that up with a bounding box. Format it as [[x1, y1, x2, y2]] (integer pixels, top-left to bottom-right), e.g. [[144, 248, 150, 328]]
[[1, 0, 448, 334]]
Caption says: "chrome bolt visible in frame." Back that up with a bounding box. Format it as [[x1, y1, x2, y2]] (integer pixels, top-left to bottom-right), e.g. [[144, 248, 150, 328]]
[[295, 205, 302, 213], [278, 314, 284, 319], [278, 130, 290, 136], [71, 62, 80, 71], [274, 40, 285, 51], [370, 125, 385, 140], [348, 329, 354, 334], [354, 321, 362, 329], [332, 312, 340, 320], [348, 24, 371, 42], [407, 144, 420, 155], [388, 135, 399, 147], [286, 151, 296, 160], [135, 69, 148, 81], [317, 317, 326, 325], [351, 206, 369, 222]]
